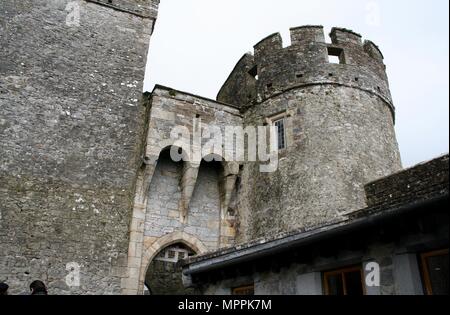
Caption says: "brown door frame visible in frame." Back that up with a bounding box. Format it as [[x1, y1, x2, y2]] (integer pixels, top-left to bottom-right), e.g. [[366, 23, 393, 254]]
[[420, 249, 449, 295]]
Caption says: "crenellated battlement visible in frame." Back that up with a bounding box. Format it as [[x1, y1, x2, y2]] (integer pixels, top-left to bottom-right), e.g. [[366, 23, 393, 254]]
[[330, 27, 363, 46], [218, 26, 394, 119], [290, 25, 326, 45], [254, 32, 283, 56]]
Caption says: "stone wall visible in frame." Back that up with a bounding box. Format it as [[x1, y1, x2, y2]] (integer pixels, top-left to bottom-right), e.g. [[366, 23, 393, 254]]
[[238, 85, 402, 241], [218, 27, 393, 115], [217, 26, 402, 242], [183, 155, 448, 296], [0, 0, 159, 295], [363, 154, 449, 214], [201, 242, 406, 296], [144, 153, 222, 250], [144, 87, 243, 251], [122, 86, 243, 294], [200, 221, 447, 296]]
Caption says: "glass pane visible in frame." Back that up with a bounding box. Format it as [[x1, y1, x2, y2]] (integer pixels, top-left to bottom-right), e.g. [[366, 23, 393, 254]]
[[274, 119, 286, 150], [327, 274, 344, 295], [426, 253, 449, 295], [345, 271, 364, 296]]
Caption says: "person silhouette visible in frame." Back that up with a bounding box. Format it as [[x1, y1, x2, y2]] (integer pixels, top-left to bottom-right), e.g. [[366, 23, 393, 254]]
[[30, 280, 48, 295], [0, 282, 8, 295]]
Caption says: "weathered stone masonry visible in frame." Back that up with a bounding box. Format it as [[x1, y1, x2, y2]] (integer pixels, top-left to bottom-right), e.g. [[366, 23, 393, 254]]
[[218, 26, 403, 242], [122, 86, 243, 295], [1, 0, 437, 296], [123, 26, 405, 294], [182, 155, 449, 296], [0, 0, 159, 295]]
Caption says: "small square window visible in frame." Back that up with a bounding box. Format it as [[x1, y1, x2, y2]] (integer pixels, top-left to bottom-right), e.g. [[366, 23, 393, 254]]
[[273, 118, 287, 150], [327, 46, 345, 64], [168, 250, 176, 259]]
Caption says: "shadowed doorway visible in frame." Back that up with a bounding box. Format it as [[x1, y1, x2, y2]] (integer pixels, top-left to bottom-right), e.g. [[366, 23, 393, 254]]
[[144, 243, 199, 295]]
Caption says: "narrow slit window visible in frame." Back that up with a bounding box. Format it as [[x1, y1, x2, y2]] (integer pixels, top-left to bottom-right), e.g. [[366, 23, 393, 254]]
[[248, 66, 258, 80], [327, 46, 345, 64], [274, 118, 287, 150]]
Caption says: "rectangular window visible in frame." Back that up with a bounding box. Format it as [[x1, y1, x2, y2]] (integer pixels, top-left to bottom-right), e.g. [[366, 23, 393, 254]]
[[273, 118, 286, 150], [420, 249, 449, 295], [323, 266, 365, 295], [232, 285, 255, 296], [327, 46, 345, 64]]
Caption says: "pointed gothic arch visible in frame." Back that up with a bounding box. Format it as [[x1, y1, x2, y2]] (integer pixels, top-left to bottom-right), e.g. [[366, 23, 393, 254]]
[[137, 231, 208, 294]]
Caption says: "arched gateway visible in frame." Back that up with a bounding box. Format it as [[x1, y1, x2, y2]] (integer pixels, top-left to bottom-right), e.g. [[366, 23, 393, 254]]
[[139, 232, 208, 295]]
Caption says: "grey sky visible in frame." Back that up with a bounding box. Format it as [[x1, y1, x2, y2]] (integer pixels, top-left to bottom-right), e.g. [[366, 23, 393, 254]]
[[144, 0, 449, 167]]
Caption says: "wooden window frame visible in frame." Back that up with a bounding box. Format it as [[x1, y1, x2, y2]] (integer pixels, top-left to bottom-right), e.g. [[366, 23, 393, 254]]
[[232, 284, 255, 296], [420, 249, 449, 295], [323, 265, 366, 296]]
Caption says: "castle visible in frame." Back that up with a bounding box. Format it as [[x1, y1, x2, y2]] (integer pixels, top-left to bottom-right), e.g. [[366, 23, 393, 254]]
[[0, 0, 448, 295]]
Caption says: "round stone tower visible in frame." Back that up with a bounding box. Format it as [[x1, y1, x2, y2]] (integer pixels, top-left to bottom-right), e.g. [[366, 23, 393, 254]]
[[218, 26, 403, 242]]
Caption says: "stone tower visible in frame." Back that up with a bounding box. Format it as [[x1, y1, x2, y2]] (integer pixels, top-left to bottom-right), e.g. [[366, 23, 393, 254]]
[[218, 26, 402, 242], [0, 0, 159, 295]]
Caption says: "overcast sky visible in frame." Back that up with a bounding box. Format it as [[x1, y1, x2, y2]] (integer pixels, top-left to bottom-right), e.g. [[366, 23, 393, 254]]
[[144, 0, 449, 167]]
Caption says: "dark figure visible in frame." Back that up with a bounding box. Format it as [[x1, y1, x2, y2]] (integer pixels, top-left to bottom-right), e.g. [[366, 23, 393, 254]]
[[30, 280, 47, 295], [0, 283, 8, 295]]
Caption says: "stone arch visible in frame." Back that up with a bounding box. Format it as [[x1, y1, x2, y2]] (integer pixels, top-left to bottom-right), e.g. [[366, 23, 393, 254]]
[[202, 152, 225, 163], [157, 144, 191, 163], [138, 144, 190, 204], [138, 231, 208, 294], [193, 155, 240, 248]]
